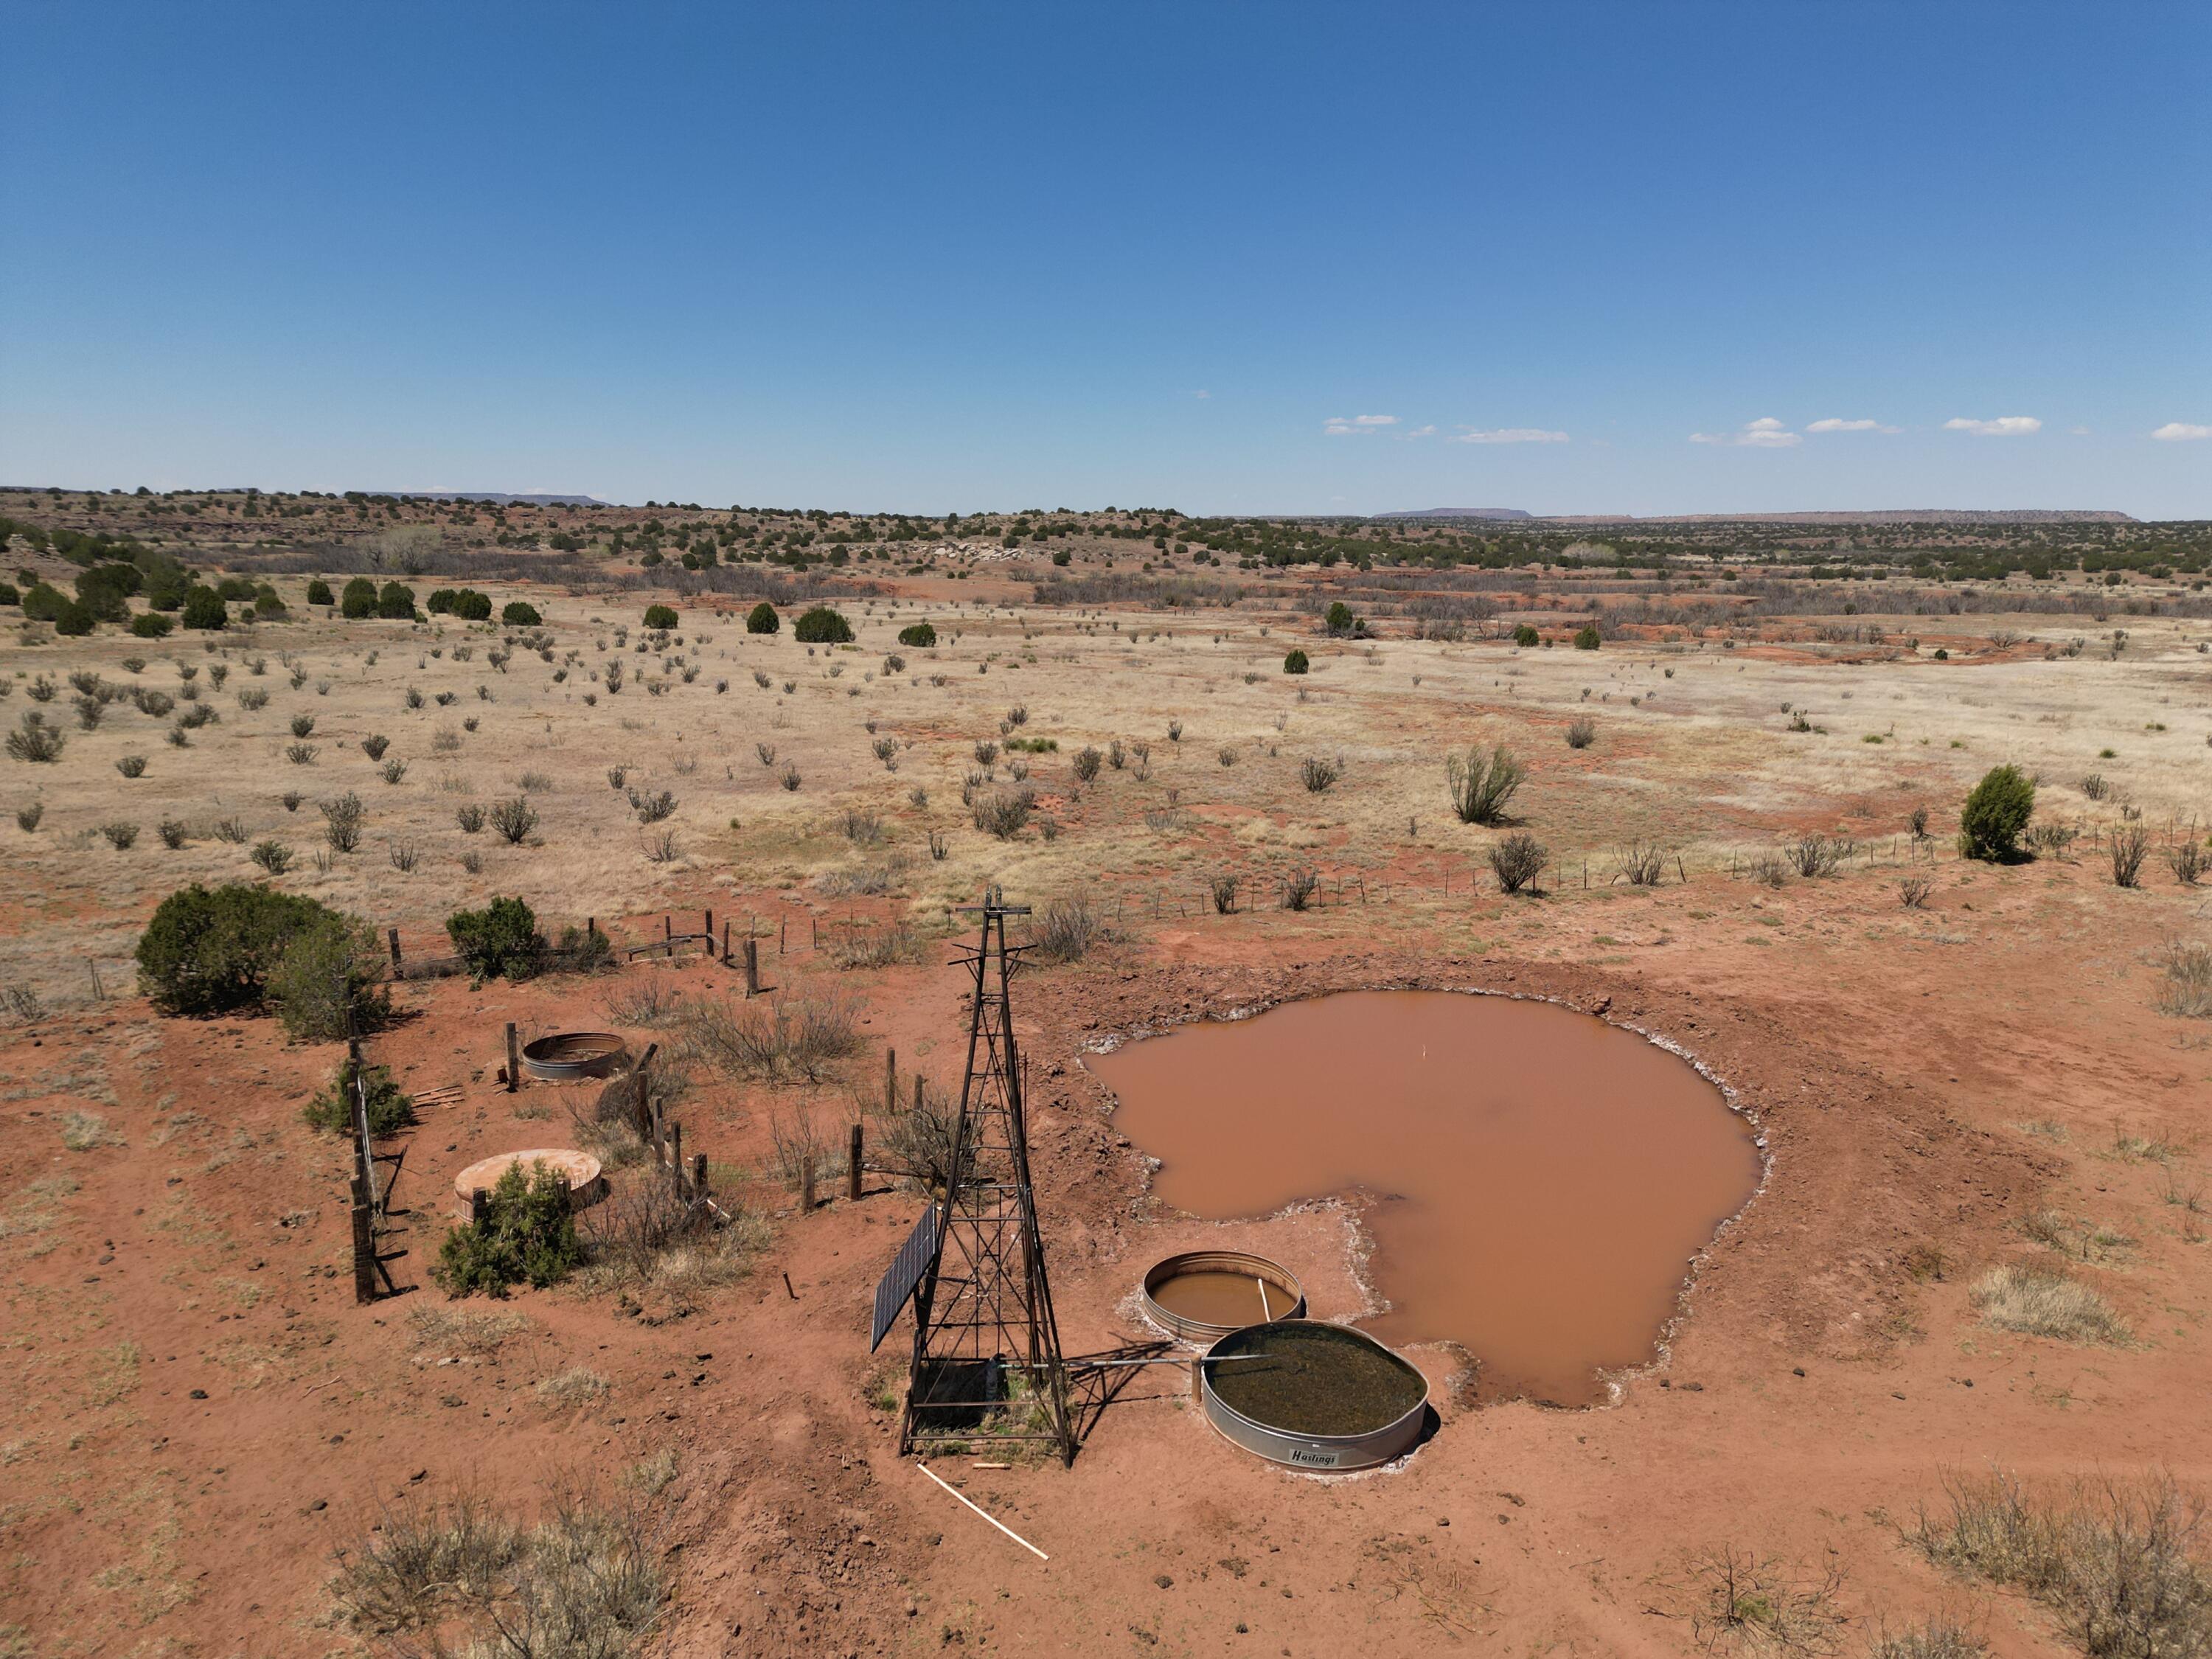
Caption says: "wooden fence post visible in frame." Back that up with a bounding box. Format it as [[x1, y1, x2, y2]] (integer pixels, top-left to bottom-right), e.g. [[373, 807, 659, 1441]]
[[505, 1022, 520, 1092], [885, 1047, 897, 1115], [743, 938, 760, 996], [669, 1120, 683, 1186], [703, 909, 714, 958], [848, 1122, 863, 1201], [692, 1152, 708, 1203], [386, 928, 403, 975], [800, 1155, 816, 1214], [350, 1174, 377, 1305]]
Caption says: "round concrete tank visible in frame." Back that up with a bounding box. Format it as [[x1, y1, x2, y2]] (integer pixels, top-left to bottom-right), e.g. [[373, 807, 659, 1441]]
[[453, 1148, 606, 1217], [1200, 1321, 1429, 1472], [1141, 1251, 1305, 1344]]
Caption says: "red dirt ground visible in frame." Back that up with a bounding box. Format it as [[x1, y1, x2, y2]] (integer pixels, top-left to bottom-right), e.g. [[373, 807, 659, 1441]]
[[3, 855, 2207, 1658]]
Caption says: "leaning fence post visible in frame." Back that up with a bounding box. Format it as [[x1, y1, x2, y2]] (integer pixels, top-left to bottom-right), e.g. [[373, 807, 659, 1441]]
[[387, 928, 403, 975], [505, 1022, 520, 1092], [849, 1122, 863, 1201]]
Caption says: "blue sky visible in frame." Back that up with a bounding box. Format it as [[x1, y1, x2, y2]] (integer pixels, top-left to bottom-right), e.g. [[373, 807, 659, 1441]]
[[3, 2, 2206, 517]]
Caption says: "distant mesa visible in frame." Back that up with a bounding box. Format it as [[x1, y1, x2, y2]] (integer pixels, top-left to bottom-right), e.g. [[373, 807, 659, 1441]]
[[376, 490, 608, 507], [1373, 507, 1534, 521]]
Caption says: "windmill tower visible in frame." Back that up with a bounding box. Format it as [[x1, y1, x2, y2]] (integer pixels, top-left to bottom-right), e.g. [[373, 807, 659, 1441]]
[[897, 888, 1074, 1464]]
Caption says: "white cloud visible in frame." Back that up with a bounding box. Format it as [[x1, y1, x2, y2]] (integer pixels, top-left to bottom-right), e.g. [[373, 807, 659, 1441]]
[[1806, 417, 1899, 434], [2152, 422, 2211, 442], [1405, 425, 1437, 438], [1449, 426, 1569, 445], [1322, 414, 1397, 436], [1192, 389, 1211, 400], [1944, 416, 2041, 437], [1691, 417, 1801, 448]]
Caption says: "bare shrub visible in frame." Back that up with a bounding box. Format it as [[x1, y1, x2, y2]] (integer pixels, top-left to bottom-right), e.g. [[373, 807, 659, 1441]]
[[1787, 833, 1850, 878], [1026, 894, 1107, 964], [1565, 717, 1596, 749], [488, 795, 539, 844], [779, 762, 801, 792], [1446, 745, 1523, 824], [642, 829, 680, 864], [116, 754, 147, 779], [362, 734, 390, 761], [15, 801, 44, 832], [1868, 1613, 1986, 1658], [1899, 874, 1933, 908], [828, 924, 922, 970], [875, 1077, 959, 1192], [1489, 832, 1548, 894], [2168, 841, 2210, 886], [1614, 841, 1669, 886], [2154, 940, 2212, 1018], [1970, 1262, 2129, 1344], [2110, 824, 2151, 888], [1678, 1543, 1848, 1655], [380, 758, 408, 785], [456, 803, 486, 834], [327, 1484, 666, 1658], [603, 977, 688, 1028], [678, 991, 863, 1082], [628, 787, 676, 824], [1299, 756, 1340, 793], [1072, 745, 1103, 785], [98, 820, 139, 849], [835, 807, 883, 845], [1281, 868, 1319, 911], [389, 842, 419, 873], [973, 740, 997, 766], [770, 1100, 832, 1198], [1909, 1470, 2211, 1659], [2025, 823, 2079, 858], [1208, 873, 1239, 914]]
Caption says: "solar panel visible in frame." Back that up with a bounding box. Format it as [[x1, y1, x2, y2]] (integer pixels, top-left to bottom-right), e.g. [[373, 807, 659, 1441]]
[[869, 1206, 941, 1352]]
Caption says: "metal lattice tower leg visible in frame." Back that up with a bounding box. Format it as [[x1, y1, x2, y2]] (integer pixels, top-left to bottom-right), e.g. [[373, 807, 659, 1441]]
[[901, 887, 1074, 1465]]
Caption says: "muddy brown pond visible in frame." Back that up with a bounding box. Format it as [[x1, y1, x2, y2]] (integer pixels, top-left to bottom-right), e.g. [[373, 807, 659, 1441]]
[[1091, 990, 1762, 1405]]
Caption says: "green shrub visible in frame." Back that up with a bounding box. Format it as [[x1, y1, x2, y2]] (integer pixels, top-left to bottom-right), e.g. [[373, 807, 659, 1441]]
[[446, 896, 545, 981], [1512, 623, 1540, 647], [136, 882, 338, 1017], [215, 577, 256, 602], [1324, 600, 1357, 635], [376, 581, 417, 620], [434, 1161, 582, 1296], [1959, 764, 2035, 861], [501, 600, 541, 627], [452, 588, 492, 622], [268, 911, 392, 1041], [340, 577, 378, 618], [21, 582, 69, 622], [254, 586, 286, 618], [301, 1056, 416, 1138], [425, 588, 459, 615], [642, 604, 679, 630], [1283, 648, 1309, 675], [1572, 625, 1601, 650], [793, 605, 852, 644], [52, 600, 95, 636], [897, 621, 936, 648], [306, 578, 334, 606], [0, 582, 18, 607], [745, 601, 779, 635], [181, 587, 227, 630]]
